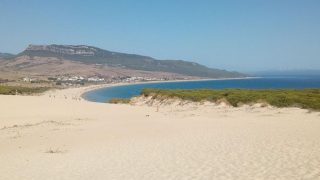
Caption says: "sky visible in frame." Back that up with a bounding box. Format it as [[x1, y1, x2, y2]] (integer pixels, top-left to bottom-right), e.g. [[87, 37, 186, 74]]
[[0, 0, 319, 72]]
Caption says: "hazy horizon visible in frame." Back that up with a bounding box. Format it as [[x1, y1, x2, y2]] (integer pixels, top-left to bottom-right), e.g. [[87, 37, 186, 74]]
[[1, 0, 319, 72]]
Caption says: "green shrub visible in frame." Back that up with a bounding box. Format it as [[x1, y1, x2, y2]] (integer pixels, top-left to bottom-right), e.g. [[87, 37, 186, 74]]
[[141, 88, 320, 111]]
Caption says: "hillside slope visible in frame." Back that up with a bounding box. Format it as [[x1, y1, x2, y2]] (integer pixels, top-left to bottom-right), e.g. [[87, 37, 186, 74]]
[[0, 52, 15, 59], [0, 56, 190, 80]]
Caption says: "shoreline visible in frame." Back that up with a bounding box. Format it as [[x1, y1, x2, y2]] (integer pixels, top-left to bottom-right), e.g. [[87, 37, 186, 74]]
[[79, 76, 258, 102]]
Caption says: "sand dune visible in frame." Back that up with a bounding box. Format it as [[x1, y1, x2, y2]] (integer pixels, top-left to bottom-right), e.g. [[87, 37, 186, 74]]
[[1, 86, 320, 180]]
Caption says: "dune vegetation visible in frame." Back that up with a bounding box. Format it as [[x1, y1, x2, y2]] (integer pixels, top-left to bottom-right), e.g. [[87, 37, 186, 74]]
[[0, 85, 49, 95], [137, 88, 320, 110], [108, 98, 131, 104]]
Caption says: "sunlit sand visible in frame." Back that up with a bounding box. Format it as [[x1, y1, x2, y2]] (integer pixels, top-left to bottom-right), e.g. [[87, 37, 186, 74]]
[[1, 86, 320, 179]]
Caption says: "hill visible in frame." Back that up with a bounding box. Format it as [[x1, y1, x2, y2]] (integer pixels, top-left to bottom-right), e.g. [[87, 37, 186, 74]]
[[18, 44, 245, 78], [0, 52, 15, 59]]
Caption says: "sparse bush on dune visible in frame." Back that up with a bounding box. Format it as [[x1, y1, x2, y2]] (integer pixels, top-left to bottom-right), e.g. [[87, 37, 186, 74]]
[[108, 98, 131, 104], [0, 85, 49, 95], [140, 88, 320, 111]]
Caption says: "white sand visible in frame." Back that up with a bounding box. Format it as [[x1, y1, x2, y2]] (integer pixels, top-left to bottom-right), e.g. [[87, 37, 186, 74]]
[[1, 86, 320, 180]]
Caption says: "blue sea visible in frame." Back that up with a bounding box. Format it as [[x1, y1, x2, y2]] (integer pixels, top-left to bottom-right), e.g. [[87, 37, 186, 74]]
[[83, 76, 320, 103]]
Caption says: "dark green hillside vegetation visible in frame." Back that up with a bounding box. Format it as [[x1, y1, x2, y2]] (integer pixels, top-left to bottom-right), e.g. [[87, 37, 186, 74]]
[[141, 88, 320, 110], [0, 85, 49, 95]]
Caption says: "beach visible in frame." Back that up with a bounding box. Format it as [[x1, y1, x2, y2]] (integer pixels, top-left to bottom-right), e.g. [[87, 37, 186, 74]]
[[1, 85, 320, 180]]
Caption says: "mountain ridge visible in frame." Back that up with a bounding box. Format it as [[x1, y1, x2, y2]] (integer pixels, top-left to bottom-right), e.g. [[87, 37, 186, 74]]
[[13, 44, 245, 78]]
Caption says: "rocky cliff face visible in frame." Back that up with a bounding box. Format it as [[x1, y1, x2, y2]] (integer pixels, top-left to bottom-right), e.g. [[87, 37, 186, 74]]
[[26, 45, 97, 56]]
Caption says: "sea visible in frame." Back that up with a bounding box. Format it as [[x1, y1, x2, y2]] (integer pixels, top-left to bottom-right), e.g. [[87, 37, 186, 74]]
[[83, 76, 320, 103]]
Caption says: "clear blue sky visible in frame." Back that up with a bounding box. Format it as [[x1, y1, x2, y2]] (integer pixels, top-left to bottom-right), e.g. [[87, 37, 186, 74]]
[[1, 0, 319, 72]]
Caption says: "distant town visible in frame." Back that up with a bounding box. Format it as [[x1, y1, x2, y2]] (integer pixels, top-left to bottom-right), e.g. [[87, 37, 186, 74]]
[[21, 75, 174, 87]]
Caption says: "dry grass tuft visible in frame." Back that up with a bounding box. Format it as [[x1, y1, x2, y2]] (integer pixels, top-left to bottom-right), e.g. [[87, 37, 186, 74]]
[[45, 148, 65, 154]]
